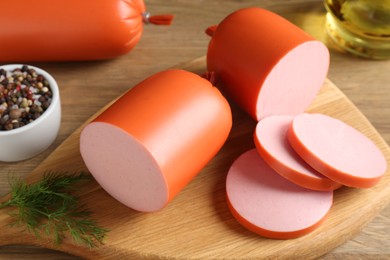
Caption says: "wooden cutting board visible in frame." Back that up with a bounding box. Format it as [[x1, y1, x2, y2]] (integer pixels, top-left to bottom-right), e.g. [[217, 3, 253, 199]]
[[1, 56, 390, 259]]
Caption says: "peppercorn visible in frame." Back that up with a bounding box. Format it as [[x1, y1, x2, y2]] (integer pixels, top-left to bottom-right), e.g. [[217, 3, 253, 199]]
[[9, 109, 22, 120], [21, 65, 29, 72]]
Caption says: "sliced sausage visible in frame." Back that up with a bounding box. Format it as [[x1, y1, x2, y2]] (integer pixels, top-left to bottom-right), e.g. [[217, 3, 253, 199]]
[[80, 70, 232, 212], [288, 113, 387, 188], [226, 149, 333, 239], [206, 7, 329, 121], [254, 115, 342, 191]]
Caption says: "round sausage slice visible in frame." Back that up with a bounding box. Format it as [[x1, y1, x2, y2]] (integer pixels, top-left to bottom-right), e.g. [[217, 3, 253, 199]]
[[206, 7, 329, 121], [254, 115, 342, 191], [288, 113, 387, 188], [80, 69, 232, 212], [226, 149, 333, 239]]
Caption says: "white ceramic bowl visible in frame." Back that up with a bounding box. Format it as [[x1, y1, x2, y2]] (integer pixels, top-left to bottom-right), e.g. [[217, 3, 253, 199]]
[[0, 64, 61, 162]]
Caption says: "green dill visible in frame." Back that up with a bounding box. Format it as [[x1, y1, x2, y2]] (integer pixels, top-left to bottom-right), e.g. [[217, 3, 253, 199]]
[[0, 172, 108, 248]]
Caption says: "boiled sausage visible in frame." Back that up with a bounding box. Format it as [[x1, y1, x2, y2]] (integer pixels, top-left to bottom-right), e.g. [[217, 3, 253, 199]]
[[288, 113, 387, 188], [206, 7, 329, 121], [0, 0, 172, 61], [254, 115, 342, 191], [226, 149, 333, 239], [80, 70, 232, 212]]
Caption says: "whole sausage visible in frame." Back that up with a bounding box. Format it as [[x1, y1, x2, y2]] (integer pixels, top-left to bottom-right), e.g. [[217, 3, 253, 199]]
[[80, 69, 232, 212], [206, 8, 329, 121], [0, 0, 173, 61]]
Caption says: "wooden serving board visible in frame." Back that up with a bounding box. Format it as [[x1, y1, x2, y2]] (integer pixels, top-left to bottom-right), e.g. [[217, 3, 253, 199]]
[[1, 56, 390, 259]]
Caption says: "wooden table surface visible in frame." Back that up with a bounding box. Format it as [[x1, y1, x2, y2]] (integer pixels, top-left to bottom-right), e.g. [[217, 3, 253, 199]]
[[0, 0, 389, 259]]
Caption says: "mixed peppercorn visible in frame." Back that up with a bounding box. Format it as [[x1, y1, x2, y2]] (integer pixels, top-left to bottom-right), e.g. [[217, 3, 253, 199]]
[[0, 65, 53, 131]]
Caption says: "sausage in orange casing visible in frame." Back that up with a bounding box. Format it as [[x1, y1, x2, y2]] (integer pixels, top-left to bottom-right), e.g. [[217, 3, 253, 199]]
[[206, 8, 329, 121], [0, 0, 171, 61], [80, 69, 232, 212]]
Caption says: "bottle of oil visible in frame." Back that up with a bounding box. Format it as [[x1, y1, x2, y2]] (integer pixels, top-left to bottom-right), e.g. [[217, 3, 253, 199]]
[[324, 0, 390, 59]]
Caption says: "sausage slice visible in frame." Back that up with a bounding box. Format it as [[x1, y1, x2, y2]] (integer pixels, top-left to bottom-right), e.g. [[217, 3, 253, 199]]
[[254, 115, 342, 191], [226, 149, 333, 239], [288, 113, 387, 188]]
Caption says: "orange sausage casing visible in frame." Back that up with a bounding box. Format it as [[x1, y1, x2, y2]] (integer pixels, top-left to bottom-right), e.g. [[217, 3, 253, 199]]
[[80, 70, 232, 212], [0, 0, 166, 61]]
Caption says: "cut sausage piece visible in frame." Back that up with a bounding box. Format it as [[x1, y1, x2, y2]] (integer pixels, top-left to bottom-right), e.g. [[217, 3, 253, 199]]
[[226, 149, 333, 239], [288, 113, 387, 188], [206, 7, 329, 121], [80, 70, 232, 212], [254, 115, 342, 191]]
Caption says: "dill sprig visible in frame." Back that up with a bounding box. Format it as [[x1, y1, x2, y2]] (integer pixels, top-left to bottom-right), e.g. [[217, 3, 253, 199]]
[[0, 172, 108, 248]]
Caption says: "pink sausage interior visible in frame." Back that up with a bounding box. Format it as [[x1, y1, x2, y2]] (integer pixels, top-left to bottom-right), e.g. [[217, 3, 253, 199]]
[[256, 41, 329, 120], [80, 122, 168, 212], [226, 149, 333, 238], [254, 115, 341, 191], [289, 113, 387, 187]]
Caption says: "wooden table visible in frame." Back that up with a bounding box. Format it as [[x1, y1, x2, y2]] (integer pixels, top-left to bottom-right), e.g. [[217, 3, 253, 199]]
[[0, 0, 389, 258]]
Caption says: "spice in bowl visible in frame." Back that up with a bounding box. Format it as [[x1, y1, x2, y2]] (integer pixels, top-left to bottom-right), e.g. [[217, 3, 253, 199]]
[[0, 65, 53, 131], [0, 64, 61, 162]]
